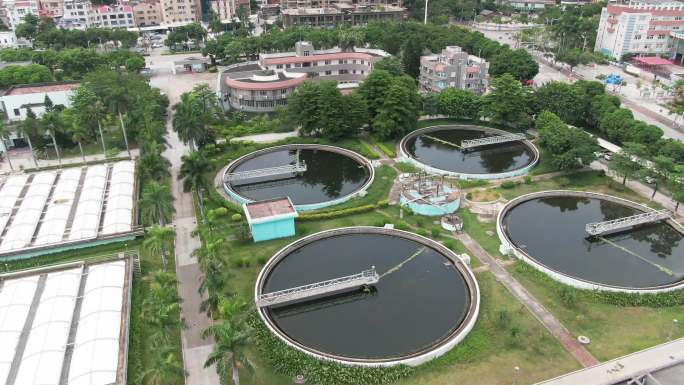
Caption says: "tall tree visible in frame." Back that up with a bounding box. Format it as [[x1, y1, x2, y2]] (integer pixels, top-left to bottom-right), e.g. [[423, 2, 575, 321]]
[[0, 122, 14, 170], [372, 79, 420, 140], [42, 95, 62, 166], [173, 84, 221, 149], [142, 225, 176, 270], [140, 181, 175, 226], [179, 151, 210, 220], [71, 87, 107, 158], [19, 108, 40, 167], [438, 88, 481, 120], [484, 74, 531, 127], [536, 110, 598, 170], [401, 35, 423, 79]]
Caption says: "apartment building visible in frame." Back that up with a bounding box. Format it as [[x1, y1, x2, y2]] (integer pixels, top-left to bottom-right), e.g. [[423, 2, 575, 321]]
[[505, 0, 555, 10], [595, 0, 684, 60], [220, 41, 390, 112], [160, 0, 199, 25], [89, 3, 135, 28], [419, 46, 489, 95], [279, 0, 401, 9], [60, 0, 91, 29], [281, 4, 405, 28], [38, 0, 63, 17], [133, 0, 162, 26], [1, 0, 39, 31]]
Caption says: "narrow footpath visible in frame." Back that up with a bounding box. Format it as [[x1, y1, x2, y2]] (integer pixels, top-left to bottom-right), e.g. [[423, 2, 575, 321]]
[[165, 110, 220, 385], [453, 232, 600, 368]]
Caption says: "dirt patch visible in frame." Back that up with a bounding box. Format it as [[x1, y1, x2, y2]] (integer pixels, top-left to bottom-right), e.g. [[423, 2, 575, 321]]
[[466, 189, 501, 202]]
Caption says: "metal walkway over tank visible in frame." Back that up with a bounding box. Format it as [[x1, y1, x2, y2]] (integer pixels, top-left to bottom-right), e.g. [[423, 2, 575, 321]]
[[585, 209, 672, 236], [461, 133, 526, 149], [257, 267, 379, 307], [224, 161, 307, 183]]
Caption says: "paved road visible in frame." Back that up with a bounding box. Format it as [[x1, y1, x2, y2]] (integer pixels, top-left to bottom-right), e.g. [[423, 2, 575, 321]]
[[453, 232, 600, 368], [151, 66, 220, 385]]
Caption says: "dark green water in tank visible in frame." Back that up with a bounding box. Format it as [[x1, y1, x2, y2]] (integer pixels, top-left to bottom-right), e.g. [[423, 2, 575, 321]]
[[404, 127, 534, 174], [503, 196, 684, 288], [262, 233, 472, 360], [229, 148, 370, 205]]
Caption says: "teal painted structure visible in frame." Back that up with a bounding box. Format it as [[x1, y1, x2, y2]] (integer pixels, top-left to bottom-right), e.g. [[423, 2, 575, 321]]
[[250, 217, 297, 242], [244, 197, 298, 243]]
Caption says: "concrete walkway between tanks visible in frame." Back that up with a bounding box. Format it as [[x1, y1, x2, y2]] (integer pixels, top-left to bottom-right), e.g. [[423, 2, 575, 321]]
[[452, 231, 600, 368]]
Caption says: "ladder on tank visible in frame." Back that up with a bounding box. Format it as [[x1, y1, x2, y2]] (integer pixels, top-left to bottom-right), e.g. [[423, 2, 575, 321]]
[[460, 133, 526, 150], [585, 209, 672, 236], [256, 267, 379, 307]]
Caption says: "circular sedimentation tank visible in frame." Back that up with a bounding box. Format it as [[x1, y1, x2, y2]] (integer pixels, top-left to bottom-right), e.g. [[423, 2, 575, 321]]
[[399, 125, 539, 179], [255, 227, 480, 367], [222, 144, 374, 211], [498, 191, 684, 292]]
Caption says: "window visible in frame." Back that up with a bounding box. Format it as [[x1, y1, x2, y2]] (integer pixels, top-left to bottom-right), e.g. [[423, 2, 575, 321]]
[[352, 60, 356, 64], [324, 60, 331, 65], [647, 35, 654, 39], [339, 69, 348, 74], [277, 64, 283, 69], [13, 108, 20, 116], [635, 35, 642, 40], [324, 70, 332, 75], [352, 70, 356, 74], [285, 64, 291, 68], [312, 61, 317, 66], [303, 51, 310, 56], [281, 89, 287, 94]]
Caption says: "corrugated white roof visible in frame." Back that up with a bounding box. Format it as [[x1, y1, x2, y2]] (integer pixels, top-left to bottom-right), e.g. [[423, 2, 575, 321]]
[[0, 172, 56, 252], [14, 268, 81, 385], [68, 261, 125, 385], [0, 260, 128, 385], [0, 275, 39, 384], [0, 161, 136, 254]]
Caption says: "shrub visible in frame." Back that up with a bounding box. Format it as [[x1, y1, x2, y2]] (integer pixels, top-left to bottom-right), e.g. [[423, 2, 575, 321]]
[[377, 199, 390, 208], [359, 140, 380, 159], [416, 228, 429, 237], [395, 162, 420, 174], [431, 228, 441, 237], [495, 309, 512, 329], [443, 240, 455, 250], [395, 222, 411, 231], [558, 286, 578, 308], [376, 142, 396, 158], [231, 213, 243, 222], [298, 204, 376, 221], [500, 181, 516, 189], [523, 175, 533, 184], [257, 255, 268, 265]]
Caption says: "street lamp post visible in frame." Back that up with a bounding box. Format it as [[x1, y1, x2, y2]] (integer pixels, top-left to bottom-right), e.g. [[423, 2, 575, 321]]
[[424, 0, 428, 24]]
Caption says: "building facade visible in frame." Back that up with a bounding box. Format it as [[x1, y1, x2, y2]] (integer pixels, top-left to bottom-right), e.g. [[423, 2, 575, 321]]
[[159, 0, 199, 25], [419, 46, 489, 95], [60, 0, 91, 29], [0, 82, 79, 122], [38, 0, 64, 17], [89, 4, 135, 28], [1, 0, 40, 31], [505, 0, 555, 10], [595, 0, 684, 60], [133, 0, 162, 26], [220, 41, 390, 112], [281, 4, 405, 28]]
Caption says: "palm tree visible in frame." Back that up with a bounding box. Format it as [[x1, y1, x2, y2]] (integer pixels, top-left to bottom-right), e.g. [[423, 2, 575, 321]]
[[179, 151, 210, 221], [173, 85, 220, 150], [138, 345, 186, 385], [98, 73, 132, 158], [42, 96, 62, 166], [19, 108, 40, 168], [142, 225, 175, 270], [70, 87, 107, 158], [71, 124, 89, 163], [138, 142, 171, 181], [140, 181, 175, 226], [202, 314, 252, 385], [0, 122, 14, 170], [140, 271, 182, 338]]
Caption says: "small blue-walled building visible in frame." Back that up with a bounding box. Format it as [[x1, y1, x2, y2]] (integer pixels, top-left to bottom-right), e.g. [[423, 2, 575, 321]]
[[244, 197, 298, 242]]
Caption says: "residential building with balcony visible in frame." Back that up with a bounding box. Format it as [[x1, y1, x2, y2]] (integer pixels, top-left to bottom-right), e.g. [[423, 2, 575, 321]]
[[1, 0, 39, 31], [281, 4, 405, 28], [160, 0, 199, 25], [220, 41, 390, 112], [38, 0, 63, 17], [133, 0, 162, 26], [595, 0, 684, 60], [60, 0, 91, 29], [419, 46, 489, 95], [89, 3, 135, 28]]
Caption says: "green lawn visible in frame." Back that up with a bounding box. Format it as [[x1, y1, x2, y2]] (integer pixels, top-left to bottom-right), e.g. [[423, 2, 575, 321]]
[[510, 262, 684, 361]]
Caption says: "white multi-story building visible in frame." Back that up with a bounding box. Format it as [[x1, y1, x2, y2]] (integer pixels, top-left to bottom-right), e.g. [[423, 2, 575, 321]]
[[595, 0, 684, 60], [211, 0, 245, 22], [89, 3, 135, 28], [419, 46, 489, 95], [60, 0, 91, 29], [1, 0, 40, 31]]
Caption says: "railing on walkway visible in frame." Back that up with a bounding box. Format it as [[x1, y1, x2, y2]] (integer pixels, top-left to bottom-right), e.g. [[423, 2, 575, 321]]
[[257, 267, 379, 307], [461, 133, 526, 149], [585, 209, 672, 236], [224, 161, 307, 183]]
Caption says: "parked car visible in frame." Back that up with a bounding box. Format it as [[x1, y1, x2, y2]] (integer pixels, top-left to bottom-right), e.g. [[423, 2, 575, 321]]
[[140, 68, 153, 77], [644, 176, 656, 184], [152, 43, 163, 48]]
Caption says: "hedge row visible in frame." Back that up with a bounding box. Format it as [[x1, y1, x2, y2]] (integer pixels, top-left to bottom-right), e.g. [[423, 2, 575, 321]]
[[298, 203, 376, 221], [250, 313, 413, 385], [376, 142, 396, 158], [514, 260, 684, 307]]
